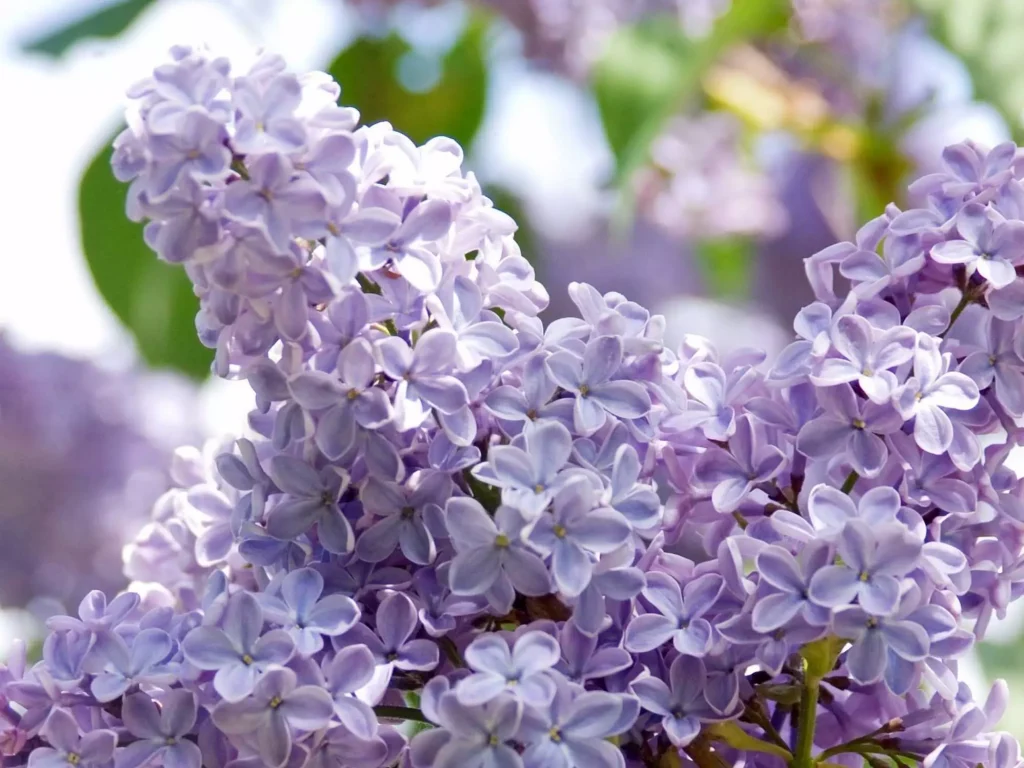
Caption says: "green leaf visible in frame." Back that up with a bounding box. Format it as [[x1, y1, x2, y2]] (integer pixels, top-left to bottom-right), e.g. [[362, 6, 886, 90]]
[[707, 722, 791, 761], [694, 237, 753, 300], [914, 0, 1024, 143], [79, 135, 211, 380], [23, 0, 156, 57], [593, 0, 789, 177], [327, 13, 489, 149], [801, 635, 844, 683]]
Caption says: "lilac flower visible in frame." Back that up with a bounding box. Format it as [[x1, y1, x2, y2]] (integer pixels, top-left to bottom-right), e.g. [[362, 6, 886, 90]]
[[145, 110, 230, 201], [958, 317, 1024, 417], [223, 153, 325, 249], [365, 200, 452, 291], [445, 498, 551, 609], [527, 478, 631, 597], [356, 471, 452, 565], [889, 431, 977, 514], [265, 456, 353, 554], [27, 709, 116, 768], [811, 315, 917, 403], [545, 335, 651, 434], [472, 419, 582, 516], [557, 621, 632, 683], [287, 339, 393, 459], [603, 444, 661, 529], [796, 383, 903, 477], [769, 301, 833, 382], [840, 234, 927, 299], [409, 682, 523, 768], [181, 591, 295, 701], [623, 572, 723, 656], [46, 591, 139, 636], [90, 628, 176, 702], [774, 483, 902, 542], [518, 685, 638, 768], [258, 568, 360, 655], [324, 645, 379, 740], [834, 606, 929, 686], [484, 354, 574, 430], [333, 592, 438, 675], [751, 542, 832, 632], [931, 202, 1024, 288], [693, 415, 786, 513], [895, 335, 980, 455], [117, 690, 201, 768], [808, 521, 922, 616], [429, 275, 520, 370], [663, 361, 756, 440], [212, 667, 334, 768], [630, 655, 724, 748], [455, 631, 560, 707], [376, 330, 469, 429], [232, 73, 307, 154], [322, 189, 401, 283]]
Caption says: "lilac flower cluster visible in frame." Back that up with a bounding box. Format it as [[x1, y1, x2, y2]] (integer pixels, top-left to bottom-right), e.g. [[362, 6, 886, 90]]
[[7, 47, 1024, 768], [0, 337, 198, 608]]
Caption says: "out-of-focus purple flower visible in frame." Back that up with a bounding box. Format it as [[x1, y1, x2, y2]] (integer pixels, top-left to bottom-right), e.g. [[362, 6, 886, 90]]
[[265, 456, 353, 554]]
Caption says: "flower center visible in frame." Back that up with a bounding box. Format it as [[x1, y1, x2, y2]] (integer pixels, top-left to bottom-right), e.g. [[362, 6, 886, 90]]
[[269, 696, 283, 709], [526, 408, 538, 420], [534, 483, 546, 494], [579, 384, 590, 397], [489, 734, 500, 747], [495, 533, 510, 548], [549, 727, 562, 742], [858, 571, 870, 582], [67, 754, 81, 766], [347, 388, 360, 400], [553, 524, 567, 539], [241, 653, 254, 665], [851, 418, 865, 429]]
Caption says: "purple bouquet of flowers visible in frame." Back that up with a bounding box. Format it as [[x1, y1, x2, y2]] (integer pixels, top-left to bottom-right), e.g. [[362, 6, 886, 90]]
[[6, 45, 1024, 768]]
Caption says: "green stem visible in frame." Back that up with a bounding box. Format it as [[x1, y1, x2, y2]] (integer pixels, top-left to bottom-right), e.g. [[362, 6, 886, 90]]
[[793, 679, 819, 768], [373, 705, 432, 725], [840, 470, 859, 495], [943, 291, 972, 337]]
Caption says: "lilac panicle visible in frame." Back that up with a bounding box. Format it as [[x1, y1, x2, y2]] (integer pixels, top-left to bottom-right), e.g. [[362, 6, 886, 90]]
[[12, 46, 1024, 768]]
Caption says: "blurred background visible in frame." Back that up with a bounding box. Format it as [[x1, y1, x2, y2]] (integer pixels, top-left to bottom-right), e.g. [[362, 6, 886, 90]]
[[2, 0, 1024, 730]]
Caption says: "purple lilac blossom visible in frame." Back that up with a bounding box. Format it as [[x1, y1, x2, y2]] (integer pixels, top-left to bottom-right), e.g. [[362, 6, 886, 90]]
[[10, 46, 1024, 768]]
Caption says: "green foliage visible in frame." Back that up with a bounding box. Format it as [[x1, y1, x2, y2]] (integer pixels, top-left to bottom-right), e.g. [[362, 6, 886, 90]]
[[801, 635, 844, 683], [79, 136, 211, 380], [593, 0, 789, 178], [23, 0, 156, 57], [694, 237, 753, 300], [915, 0, 1024, 143], [327, 13, 489, 150]]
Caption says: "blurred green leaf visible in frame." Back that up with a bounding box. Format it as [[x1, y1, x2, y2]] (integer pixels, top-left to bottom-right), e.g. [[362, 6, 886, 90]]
[[915, 0, 1024, 143], [79, 136, 211, 380], [327, 13, 489, 149], [695, 237, 753, 300], [593, 0, 789, 177], [23, 0, 156, 57]]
